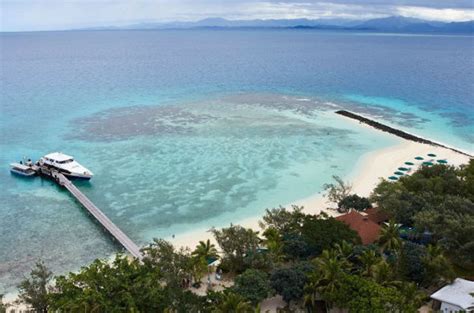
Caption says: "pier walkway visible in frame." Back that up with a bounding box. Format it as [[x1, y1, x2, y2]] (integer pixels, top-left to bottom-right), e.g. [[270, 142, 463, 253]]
[[54, 172, 143, 260]]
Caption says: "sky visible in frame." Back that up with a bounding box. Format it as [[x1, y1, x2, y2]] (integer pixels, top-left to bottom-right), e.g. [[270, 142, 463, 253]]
[[1, 0, 474, 32]]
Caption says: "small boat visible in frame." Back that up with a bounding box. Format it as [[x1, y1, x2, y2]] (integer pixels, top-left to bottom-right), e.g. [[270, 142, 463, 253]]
[[10, 163, 37, 177], [39, 152, 93, 180]]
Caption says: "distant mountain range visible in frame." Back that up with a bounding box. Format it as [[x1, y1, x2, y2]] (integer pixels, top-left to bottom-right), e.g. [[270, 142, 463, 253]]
[[84, 16, 474, 34], [354, 16, 473, 33]]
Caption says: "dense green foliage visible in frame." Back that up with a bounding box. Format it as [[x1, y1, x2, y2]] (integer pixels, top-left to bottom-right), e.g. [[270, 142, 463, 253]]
[[0, 295, 6, 313], [260, 206, 360, 260], [305, 241, 426, 312], [378, 220, 403, 254], [371, 160, 474, 268], [422, 244, 456, 287], [51, 257, 169, 312], [301, 216, 361, 257], [15, 161, 472, 312], [208, 292, 254, 313], [398, 242, 427, 284], [338, 194, 372, 212], [18, 261, 52, 313], [323, 274, 422, 313], [270, 266, 308, 304], [211, 225, 266, 273], [233, 269, 271, 304], [50, 242, 208, 312]]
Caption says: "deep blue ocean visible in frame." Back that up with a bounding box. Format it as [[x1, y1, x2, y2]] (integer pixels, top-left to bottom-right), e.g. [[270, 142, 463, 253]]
[[0, 29, 473, 291]]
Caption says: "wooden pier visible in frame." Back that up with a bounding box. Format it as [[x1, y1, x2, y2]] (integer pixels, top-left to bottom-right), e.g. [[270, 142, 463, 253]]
[[53, 172, 143, 260]]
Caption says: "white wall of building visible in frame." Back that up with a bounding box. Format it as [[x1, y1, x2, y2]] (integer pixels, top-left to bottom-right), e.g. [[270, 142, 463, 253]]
[[440, 302, 464, 312]]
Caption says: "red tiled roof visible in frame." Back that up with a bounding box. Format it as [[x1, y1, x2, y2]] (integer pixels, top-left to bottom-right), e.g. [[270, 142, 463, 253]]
[[364, 207, 391, 224], [336, 210, 381, 245]]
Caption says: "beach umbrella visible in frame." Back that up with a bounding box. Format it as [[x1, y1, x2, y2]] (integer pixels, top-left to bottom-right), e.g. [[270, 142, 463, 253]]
[[388, 176, 398, 181], [405, 162, 414, 166], [427, 153, 437, 157], [437, 159, 448, 164], [422, 161, 434, 166], [398, 167, 409, 171], [208, 258, 221, 267], [394, 171, 404, 175], [415, 156, 424, 160]]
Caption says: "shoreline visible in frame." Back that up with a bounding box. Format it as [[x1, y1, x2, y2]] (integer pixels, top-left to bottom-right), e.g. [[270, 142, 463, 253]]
[[3, 114, 471, 306], [170, 139, 471, 250], [336, 110, 473, 157]]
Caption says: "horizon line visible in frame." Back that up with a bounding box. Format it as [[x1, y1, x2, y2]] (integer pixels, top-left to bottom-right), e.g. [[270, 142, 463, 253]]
[[2, 15, 474, 33]]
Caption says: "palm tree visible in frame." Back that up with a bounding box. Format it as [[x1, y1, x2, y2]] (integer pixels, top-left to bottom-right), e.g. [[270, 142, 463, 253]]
[[334, 240, 354, 260], [317, 251, 346, 306], [426, 244, 443, 258], [192, 239, 219, 263], [371, 260, 394, 285], [212, 292, 254, 313], [262, 227, 284, 262], [378, 220, 402, 254], [423, 244, 455, 286], [358, 249, 380, 277], [395, 282, 427, 311], [190, 255, 208, 286], [307, 249, 350, 310], [304, 273, 320, 312]]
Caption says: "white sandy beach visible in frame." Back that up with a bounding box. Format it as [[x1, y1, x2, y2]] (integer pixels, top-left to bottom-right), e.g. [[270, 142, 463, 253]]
[[3, 122, 472, 311], [170, 111, 472, 250], [171, 139, 471, 250], [3, 142, 471, 311]]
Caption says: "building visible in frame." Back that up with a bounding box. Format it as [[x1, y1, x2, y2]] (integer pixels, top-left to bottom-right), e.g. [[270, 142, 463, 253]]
[[430, 278, 474, 312], [335, 210, 381, 245], [362, 207, 390, 225]]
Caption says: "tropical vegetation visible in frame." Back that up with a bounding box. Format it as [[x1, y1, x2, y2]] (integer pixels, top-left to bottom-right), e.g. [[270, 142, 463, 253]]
[[13, 160, 473, 312]]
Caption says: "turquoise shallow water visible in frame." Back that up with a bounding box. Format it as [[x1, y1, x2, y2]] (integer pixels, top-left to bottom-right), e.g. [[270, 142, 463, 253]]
[[1, 30, 473, 291]]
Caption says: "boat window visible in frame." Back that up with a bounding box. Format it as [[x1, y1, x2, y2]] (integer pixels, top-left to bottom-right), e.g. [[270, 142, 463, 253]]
[[57, 159, 74, 164]]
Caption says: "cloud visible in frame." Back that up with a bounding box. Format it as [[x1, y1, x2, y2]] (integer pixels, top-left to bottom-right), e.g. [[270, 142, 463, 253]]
[[235, 2, 389, 20], [1, 0, 473, 31], [396, 6, 474, 22]]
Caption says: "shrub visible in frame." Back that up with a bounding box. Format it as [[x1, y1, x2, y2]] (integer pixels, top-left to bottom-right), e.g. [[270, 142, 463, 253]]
[[233, 269, 271, 305], [338, 194, 372, 212]]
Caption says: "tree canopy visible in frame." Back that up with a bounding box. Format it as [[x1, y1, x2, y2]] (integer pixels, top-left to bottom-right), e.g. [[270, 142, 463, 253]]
[[338, 194, 372, 212], [233, 269, 271, 305], [13, 161, 472, 312], [322, 274, 423, 313], [18, 261, 52, 313], [270, 265, 309, 304], [371, 160, 474, 268], [211, 224, 266, 273], [323, 175, 352, 205], [301, 216, 361, 257]]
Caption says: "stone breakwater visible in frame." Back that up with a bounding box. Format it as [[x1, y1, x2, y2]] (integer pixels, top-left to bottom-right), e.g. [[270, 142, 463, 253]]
[[335, 110, 472, 157]]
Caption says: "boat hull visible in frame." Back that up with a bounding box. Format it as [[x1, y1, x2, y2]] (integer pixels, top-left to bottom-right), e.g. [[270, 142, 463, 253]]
[[10, 168, 36, 177], [64, 173, 92, 180], [39, 166, 93, 180]]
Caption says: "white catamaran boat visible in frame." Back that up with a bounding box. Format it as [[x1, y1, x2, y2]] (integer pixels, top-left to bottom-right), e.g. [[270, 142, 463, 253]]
[[39, 152, 94, 180]]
